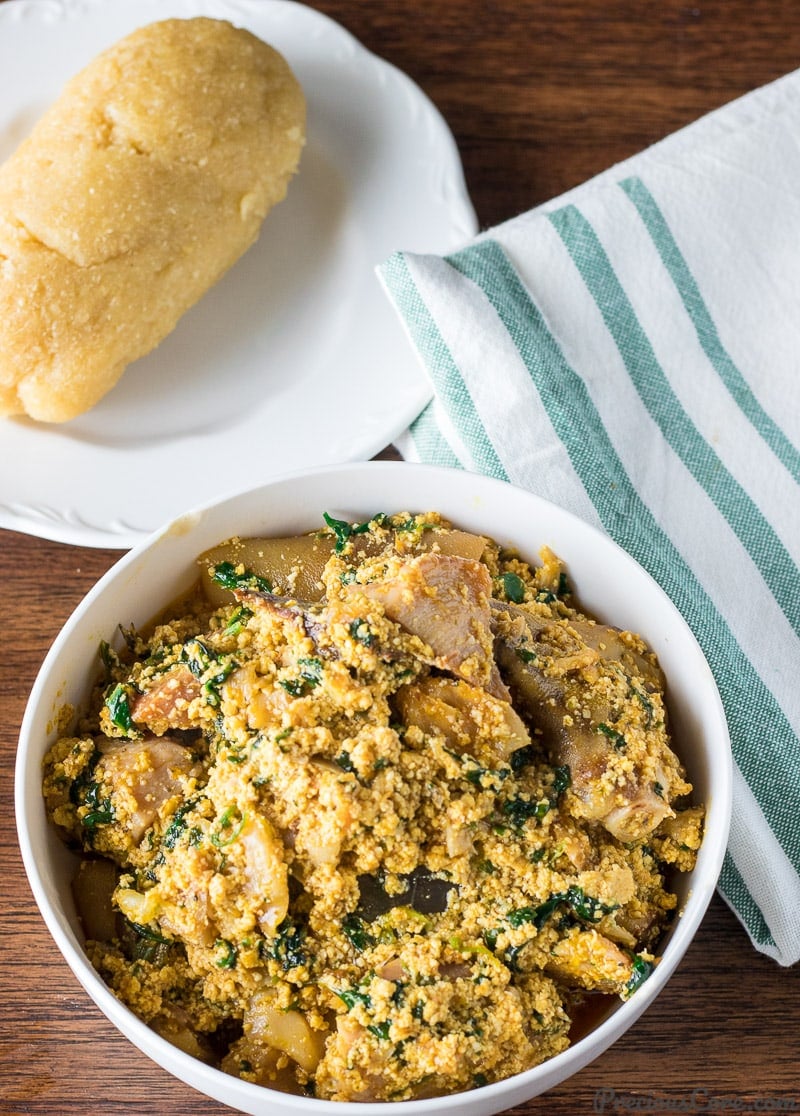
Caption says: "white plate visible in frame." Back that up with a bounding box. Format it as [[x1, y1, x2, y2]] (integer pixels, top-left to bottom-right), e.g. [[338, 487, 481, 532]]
[[0, 0, 477, 548]]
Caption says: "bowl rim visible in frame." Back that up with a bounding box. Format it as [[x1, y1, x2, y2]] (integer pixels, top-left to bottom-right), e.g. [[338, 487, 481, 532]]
[[15, 460, 733, 1114]]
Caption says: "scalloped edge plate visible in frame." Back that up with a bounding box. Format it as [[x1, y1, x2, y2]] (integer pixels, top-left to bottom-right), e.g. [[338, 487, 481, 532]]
[[0, 0, 476, 547]]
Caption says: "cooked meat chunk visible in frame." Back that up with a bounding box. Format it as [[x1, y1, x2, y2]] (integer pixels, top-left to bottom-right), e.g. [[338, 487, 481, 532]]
[[492, 600, 689, 841], [351, 552, 509, 698]]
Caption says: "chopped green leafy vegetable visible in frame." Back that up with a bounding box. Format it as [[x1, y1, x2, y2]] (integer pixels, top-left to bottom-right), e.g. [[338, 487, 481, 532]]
[[323, 512, 373, 553], [624, 954, 654, 997], [255, 919, 307, 973], [536, 572, 571, 603], [181, 638, 212, 677], [280, 656, 323, 696], [597, 722, 626, 750], [342, 913, 377, 952], [126, 919, 171, 944], [461, 756, 509, 791], [500, 572, 526, 603], [629, 682, 655, 725], [507, 886, 619, 931], [499, 761, 569, 827], [334, 986, 373, 1011], [98, 639, 121, 679], [501, 795, 551, 828], [80, 778, 115, 830], [162, 798, 199, 850], [210, 561, 271, 594], [222, 605, 253, 637], [509, 744, 537, 773], [367, 1021, 392, 1040], [104, 683, 136, 736], [298, 657, 323, 684], [551, 764, 571, 799], [260, 918, 307, 971], [214, 938, 237, 969], [348, 619, 375, 647], [210, 806, 246, 848], [180, 638, 238, 708]]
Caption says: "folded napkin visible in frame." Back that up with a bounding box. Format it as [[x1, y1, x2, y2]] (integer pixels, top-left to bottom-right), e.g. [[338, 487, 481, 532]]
[[378, 70, 800, 965]]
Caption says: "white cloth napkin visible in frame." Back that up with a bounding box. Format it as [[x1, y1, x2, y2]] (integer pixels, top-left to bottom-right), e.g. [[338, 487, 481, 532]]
[[378, 70, 800, 965]]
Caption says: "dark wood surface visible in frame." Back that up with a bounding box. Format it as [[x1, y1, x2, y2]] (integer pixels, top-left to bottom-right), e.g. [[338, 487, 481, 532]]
[[3, 1, 800, 1113]]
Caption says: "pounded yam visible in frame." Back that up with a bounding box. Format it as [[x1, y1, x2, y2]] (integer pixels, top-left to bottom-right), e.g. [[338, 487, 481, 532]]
[[0, 17, 305, 422]]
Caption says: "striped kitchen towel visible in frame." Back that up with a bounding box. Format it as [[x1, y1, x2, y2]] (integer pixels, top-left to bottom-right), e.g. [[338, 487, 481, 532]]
[[378, 70, 800, 965]]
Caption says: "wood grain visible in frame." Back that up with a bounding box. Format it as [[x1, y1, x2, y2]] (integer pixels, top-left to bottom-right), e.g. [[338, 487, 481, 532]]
[[3, 1, 800, 1113]]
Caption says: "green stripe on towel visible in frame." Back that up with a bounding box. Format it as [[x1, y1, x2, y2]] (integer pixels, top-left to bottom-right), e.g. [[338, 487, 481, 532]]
[[619, 176, 800, 485], [380, 253, 508, 481], [547, 204, 800, 642], [721, 851, 776, 950], [408, 403, 462, 468]]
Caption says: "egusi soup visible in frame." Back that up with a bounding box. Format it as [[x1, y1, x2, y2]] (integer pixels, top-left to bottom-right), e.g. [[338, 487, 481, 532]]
[[43, 511, 703, 1101]]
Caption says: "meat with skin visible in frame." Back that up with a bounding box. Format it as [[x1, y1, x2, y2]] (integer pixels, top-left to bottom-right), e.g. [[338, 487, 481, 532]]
[[546, 927, 636, 993], [239, 552, 512, 694], [235, 588, 339, 661], [350, 552, 509, 699], [394, 675, 530, 765], [130, 665, 202, 733], [492, 600, 687, 842], [96, 735, 197, 844]]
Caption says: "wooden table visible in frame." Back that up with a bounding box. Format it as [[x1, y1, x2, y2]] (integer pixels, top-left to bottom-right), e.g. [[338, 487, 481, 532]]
[[3, 1, 800, 1112]]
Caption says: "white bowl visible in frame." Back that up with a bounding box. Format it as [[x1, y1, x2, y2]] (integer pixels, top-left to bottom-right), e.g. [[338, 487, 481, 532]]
[[16, 462, 732, 1116]]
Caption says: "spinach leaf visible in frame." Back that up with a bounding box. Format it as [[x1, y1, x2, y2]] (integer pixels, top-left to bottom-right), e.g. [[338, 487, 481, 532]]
[[104, 683, 136, 736], [81, 779, 115, 830], [214, 938, 237, 969], [597, 722, 626, 750], [501, 795, 551, 828], [625, 954, 654, 997], [211, 561, 271, 594], [334, 987, 373, 1011], [223, 605, 253, 637], [180, 639, 238, 708], [348, 619, 375, 647], [335, 751, 358, 775], [551, 764, 571, 800], [342, 913, 376, 952], [323, 512, 388, 553], [509, 744, 537, 773], [507, 886, 619, 931], [280, 656, 323, 697], [260, 918, 307, 971], [500, 572, 526, 603]]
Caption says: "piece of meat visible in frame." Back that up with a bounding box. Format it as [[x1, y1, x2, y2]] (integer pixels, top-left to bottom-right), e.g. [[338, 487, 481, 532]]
[[492, 601, 685, 842], [236, 587, 344, 663], [568, 617, 665, 693], [351, 553, 509, 698], [129, 665, 202, 733], [546, 927, 636, 993], [97, 735, 196, 843], [394, 676, 530, 765], [240, 813, 290, 936], [242, 992, 325, 1075]]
